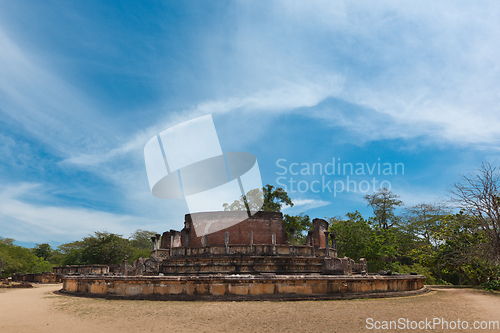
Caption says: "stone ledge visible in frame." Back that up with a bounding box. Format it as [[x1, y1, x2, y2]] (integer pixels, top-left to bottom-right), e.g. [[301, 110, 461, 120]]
[[63, 274, 425, 282], [62, 274, 426, 300], [57, 286, 430, 302]]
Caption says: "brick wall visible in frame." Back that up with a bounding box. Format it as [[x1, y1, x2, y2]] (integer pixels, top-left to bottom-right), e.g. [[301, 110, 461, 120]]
[[312, 218, 328, 248], [180, 211, 289, 246]]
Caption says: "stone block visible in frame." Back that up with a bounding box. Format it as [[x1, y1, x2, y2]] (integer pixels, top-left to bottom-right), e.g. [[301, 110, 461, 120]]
[[229, 284, 249, 295], [249, 283, 275, 295], [211, 283, 226, 295]]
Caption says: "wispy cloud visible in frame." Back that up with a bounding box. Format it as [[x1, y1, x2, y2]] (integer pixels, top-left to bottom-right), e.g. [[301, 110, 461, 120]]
[[283, 198, 331, 213], [247, 1, 500, 146], [1, 1, 500, 245], [0, 27, 118, 158], [0, 183, 165, 244], [62, 75, 343, 167]]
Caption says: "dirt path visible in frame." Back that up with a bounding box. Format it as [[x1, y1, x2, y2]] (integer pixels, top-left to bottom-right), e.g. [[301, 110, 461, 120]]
[[1, 285, 500, 332]]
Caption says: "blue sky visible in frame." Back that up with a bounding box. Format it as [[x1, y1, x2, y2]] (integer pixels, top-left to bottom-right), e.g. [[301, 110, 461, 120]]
[[1, 1, 500, 247]]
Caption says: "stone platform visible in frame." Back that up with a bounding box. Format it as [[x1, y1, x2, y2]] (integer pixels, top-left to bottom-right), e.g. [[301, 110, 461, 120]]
[[61, 274, 426, 301]]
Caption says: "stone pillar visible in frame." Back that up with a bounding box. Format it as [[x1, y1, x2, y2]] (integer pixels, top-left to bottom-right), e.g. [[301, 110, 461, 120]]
[[202, 234, 208, 247], [272, 233, 276, 255], [312, 218, 329, 248], [170, 234, 174, 257], [331, 232, 337, 257], [225, 231, 229, 254], [324, 231, 330, 257], [359, 258, 367, 273], [308, 231, 314, 256], [184, 228, 190, 256], [122, 260, 129, 276], [155, 234, 161, 250], [249, 231, 253, 250], [289, 227, 295, 255], [151, 236, 156, 252]]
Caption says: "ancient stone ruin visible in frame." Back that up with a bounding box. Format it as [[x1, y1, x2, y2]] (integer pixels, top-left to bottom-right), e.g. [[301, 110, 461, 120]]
[[137, 211, 367, 276], [61, 211, 425, 300]]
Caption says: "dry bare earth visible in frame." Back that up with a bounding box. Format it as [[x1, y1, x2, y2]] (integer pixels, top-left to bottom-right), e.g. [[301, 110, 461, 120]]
[[0, 285, 499, 332]]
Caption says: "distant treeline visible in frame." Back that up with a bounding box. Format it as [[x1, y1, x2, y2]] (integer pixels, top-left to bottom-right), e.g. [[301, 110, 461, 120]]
[[0, 230, 156, 277]]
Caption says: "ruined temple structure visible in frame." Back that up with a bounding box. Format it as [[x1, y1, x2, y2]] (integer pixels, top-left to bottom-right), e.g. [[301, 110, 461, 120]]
[[61, 211, 425, 300], [133, 211, 367, 276]]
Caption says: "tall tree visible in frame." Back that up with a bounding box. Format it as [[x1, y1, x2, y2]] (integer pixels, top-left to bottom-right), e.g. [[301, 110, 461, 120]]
[[451, 162, 500, 260], [432, 213, 498, 285], [32, 243, 53, 261], [223, 184, 293, 213], [283, 213, 311, 245], [129, 230, 158, 249], [329, 212, 397, 271], [0, 237, 52, 277], [129, 229, 157, 261], [52, 240, 85, 265], [403, 203, 451, 247], [80, 232, 133, 265], [364, 188, 403, 229], [223, 188, 265, 212], [261, 184, 293, 212]]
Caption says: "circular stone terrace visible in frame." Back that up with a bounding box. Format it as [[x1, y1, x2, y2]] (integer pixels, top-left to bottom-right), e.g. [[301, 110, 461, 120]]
[[60, 211, 426, 300]]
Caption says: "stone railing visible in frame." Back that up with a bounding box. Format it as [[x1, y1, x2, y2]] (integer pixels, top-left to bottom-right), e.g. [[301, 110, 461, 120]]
[[52, 265, 111, 275], [11, 272, 62, 283], [152, 244, 337, 258]]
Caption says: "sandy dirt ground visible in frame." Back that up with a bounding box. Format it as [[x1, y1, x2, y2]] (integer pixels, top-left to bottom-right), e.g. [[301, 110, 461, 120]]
[[1, 285, 500, 332]]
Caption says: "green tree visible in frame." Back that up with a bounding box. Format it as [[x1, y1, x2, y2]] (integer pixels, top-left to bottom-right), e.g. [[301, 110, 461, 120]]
[[262, 184, 293, 212], [403, 203, 450, 247], [451, 162, 500, 260], [0, 240, 15, 276], [52, 240, 85, 265], [223, 184, 293, 213], [329, 212, 397, 272], [223, 188, 264, 212], [80, 232, 133, 265], [129, 230, 157, 249], [129, 229, 157, 261], [32, 243, 53, 261], [283, 213, 311, 245], [0, 237, 52, 277], [364, 188, 403, 229], [432, 213, 499, 285]]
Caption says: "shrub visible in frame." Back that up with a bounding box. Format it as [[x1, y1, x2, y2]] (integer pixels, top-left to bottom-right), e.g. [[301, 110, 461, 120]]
[[482, 280, 500, 291]]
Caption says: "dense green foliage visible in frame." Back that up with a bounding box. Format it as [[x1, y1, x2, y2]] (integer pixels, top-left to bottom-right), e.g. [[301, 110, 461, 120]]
[[223, 185, 294, 213], [326, 187, 500, 286], [482, 280, 500, 291], [0, 237, 53, 277], [0, 230, 157, 277], [283, 213, 312, 244]]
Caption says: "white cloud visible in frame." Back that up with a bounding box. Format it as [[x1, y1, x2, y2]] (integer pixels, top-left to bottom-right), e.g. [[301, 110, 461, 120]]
[[257, 1, 500, 146], [61, 74, 343, 169], [282, 198, 330, 213], [0, 183, 166, 245], [0, 27, 119, 158], [2, 0, 500, 245]]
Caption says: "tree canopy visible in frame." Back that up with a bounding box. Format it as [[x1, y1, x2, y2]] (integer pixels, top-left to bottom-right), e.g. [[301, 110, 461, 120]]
[[223, 185, 293, 213], [365, 187, 403, 229], [1, 237, 52, 277], [451, 162, 500, 260]]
